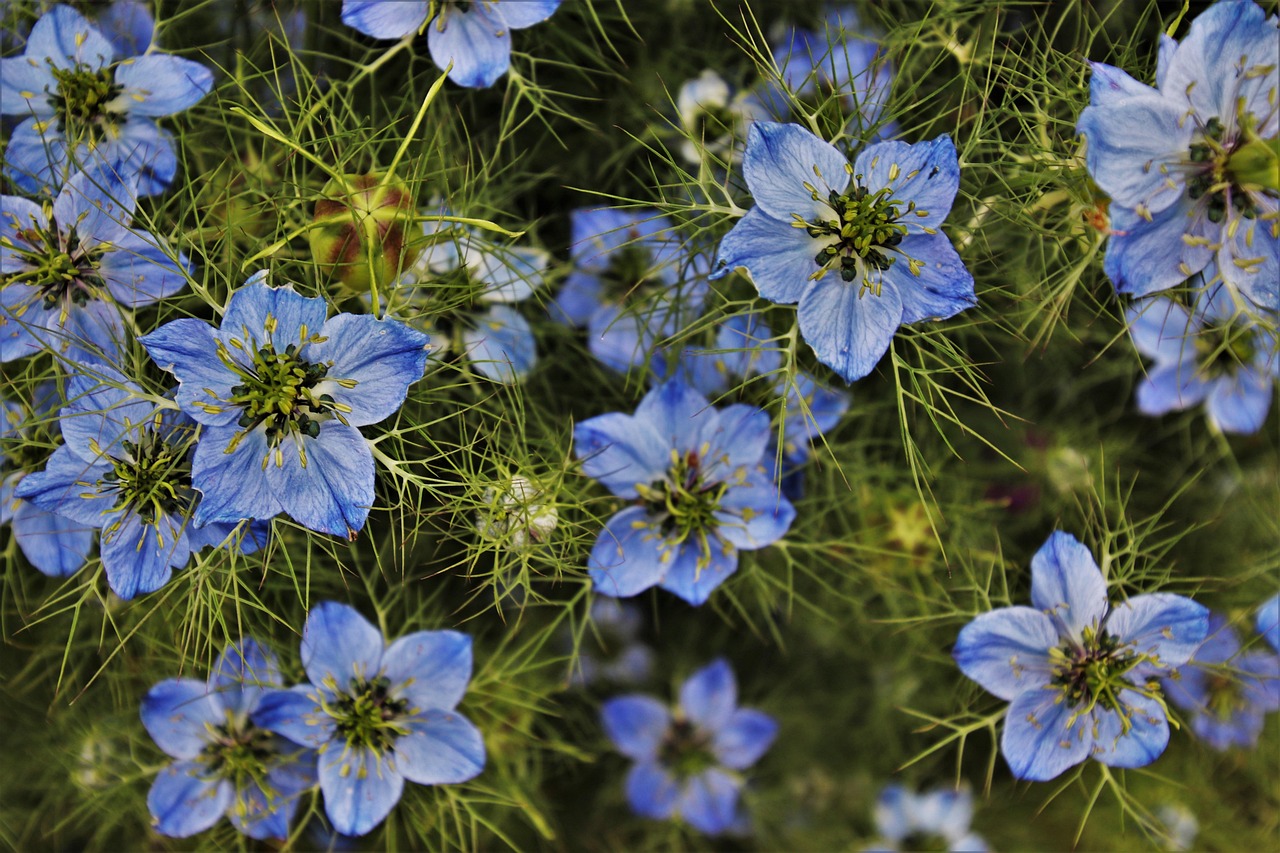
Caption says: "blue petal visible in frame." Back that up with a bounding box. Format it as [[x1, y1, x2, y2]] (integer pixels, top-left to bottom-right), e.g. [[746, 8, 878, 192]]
[[854, 135, 961, 231], [658, 538, 738, 606], [0, 56, 56, 117], [140, 678, 223, 760], [678, 767, 741, 835], [59, 371, 155, 463], [381, 630, 472, 713], [698, 403, 770, 484], [1126, 297, 1195, 363], [97, 230, 190, 307], [569, 208, 674, 273], [1136, 363, 1210, 416], [601, 695, 671, 761], [587, 302, 655, 374], [915, 788, 975, 842], [14, 445, 114, 525], [1206, 368, 1273, 434], [147, 762, 231, 838], [713, 467, 794, 550], [308, 313, 430, 425], [53, 166, 138, 248], [263, 420, 376, 538], [461, 304, 535, 382], [712, 708, 777, 770], [428, 6, 511, 88], [103, 117, 177, 197], [635, 379, 710, 448], [893, 233, 976, 325], [588, 506, 671, 598], [1216, 211, 1279, 311], [1076, 94, 1192, 213], [952, 606, 1058, 701], [392, 711, 485, 784], [4, 116, 70, 194], [226, 774, 300, 841], [550, 270, 603, 326], [742, 122, 848, 223], [625, 761, 680, 819], [1087, 62, 1154, 107], [222, 280, 329, 355], [473, 244, 548, 302], [25, 6, 115, 71], [112, 55, 212, 117], [1104, 201, 1212, 298], [1154, 34, 1177, 90], [797, 272, 903, 383], [252, 686, 336, 749], [679, 659, 736, 731], [1000, 687, 1092, 782], [490, 1, 561, 29], [11, 500, 93, 577], [1258, 594, 1280, 653], [574, 414, 670, 500], [1029, 531, 1109, 641], [873, 784, 911, 841], [778, 372, 849, 459], [1089, 690, 1170, 769], [99, 510, 188, 599], [210, 639, 282, 717], [319, 746, 403, 837], [302, 601, 385, 692], [190, 423, 285, 523], [140, 319, 239, 427], [1159, 0, 1275, 121], [1104, 593, 1209, 667], [714, 312, 782, 377], [713, 209, 817, 303], [342, 0, 428, 39], [97, 0, 154, 56]]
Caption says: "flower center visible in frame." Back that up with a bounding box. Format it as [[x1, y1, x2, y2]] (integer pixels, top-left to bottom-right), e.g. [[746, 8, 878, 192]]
[[1049, 626, 1147, 717], [48, 62, 125, 140], [1185, 117, 1267, 223], [200, 717, 277, 781], [658, 718, 717, 779], [598, 242, 661, 305], [0, 215, 106, 311], [1204, 672, 1247, 721], [330, 676, 411, 752], [898, 832, 951, 852], [101, 425, 193, 526], [1192, 315, 1257, 378], [635, 448, 727, 549], [220, 339, 351, 448], [795, 179, 922, 292]]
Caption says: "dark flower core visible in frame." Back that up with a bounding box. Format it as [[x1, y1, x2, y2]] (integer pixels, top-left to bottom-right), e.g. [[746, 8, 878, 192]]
[[1048, 626, 1145, 715], [636, 448, 728, 554], [331, 676, 411, 752], [48, 62, 125, 140], [1204, 672, 1247, 721], [220, 338, 352, 449], [1186, 117, 1265, 223], [899, 832, 951, 852], [1193, 316, 1258, 378], [598, 241, 663, 305], [201, 718, 277, 780], [102, 426, 193, 526], [658, 718, 717, 779], [1, 214, 107, 311]]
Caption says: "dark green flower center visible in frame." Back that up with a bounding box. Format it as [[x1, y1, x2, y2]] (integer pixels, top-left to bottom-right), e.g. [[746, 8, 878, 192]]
[[47, 61, 125, 139], [899, 832, 951, 852], [1185, 116, 1277, 223], [691, 103, 738, 144], [1193, 316, 1257, 378], [1049, 626, 1144, 714], [635, 448, 728, 550], [200, 718, 276, 780], [658, 718, 717, 780], [1204, 672, 1247, 721], [331, 676, 411, 752], [220, 338, 351, 449], [101, 425, 193, 526], [0, 216, 106, 311], [599, 243, 661, 305]]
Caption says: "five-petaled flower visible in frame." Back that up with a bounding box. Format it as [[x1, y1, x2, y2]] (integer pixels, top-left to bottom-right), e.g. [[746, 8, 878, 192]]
[[1077, 0, 1279, 310], [253, 601, 486, 837], [139, 272, 430, 539], [0, 3, 212, 195], [601, 658, 776, 835], [141, 639, 317, 839], [952, 530, 1209, 781], [714, 121, 976, 383], [341, 0, 562, 89], [868, 784, 988, 853], [575, 379, 795, 606]]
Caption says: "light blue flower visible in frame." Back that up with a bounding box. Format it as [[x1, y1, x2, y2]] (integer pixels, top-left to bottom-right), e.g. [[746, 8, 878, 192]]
[[1161, 614, 1280, 751], [714, 122, 975, 382], [952, 531, 1209, 781], [0, 3, 212, 195], [867, 784, 987, 852], [601, 658, 776, 835], [553, 208, 710, 375], [675, 69, 769, 166], [1077, 1, 1278, 309], [570, 598, 654, 688], [14, 369, 269, 599], [1, 166, 187, 364], [341, 0, 561, 88], [1126, 283, 1277, 434], [141, 639, 317, 840], [140, 272, 431, 538], [253, 601, 486, 837], [1259, 593, 1280, 652], [574, 379, 795, 606]]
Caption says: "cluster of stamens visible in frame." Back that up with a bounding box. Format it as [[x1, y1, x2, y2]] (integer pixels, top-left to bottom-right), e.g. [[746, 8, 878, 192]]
[[101, 425, 192, 526], [220, 336, 352, 450], [1048, 625, 1155, 730], [200, 717, 276, 780], [1185, 117, 1261, 223], [657, 717, 716, 779], [1, 215, 105, 313], [635, 448, 728, 557], [47, 61, 125, 140], [1192, 316, 1257, 378], [599, 241, 661, 305], [1203, 671, 1247, 721], [329, 676, 411, 753]]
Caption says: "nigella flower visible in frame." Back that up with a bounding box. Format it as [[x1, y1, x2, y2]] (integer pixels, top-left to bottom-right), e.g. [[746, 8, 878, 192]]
[[253, 601, 486, 837], [570, 598, 654, 688], [1127, 283, 1277, 434], [15, 368, 269, 599], [341, 0, 561, 88], [1, 384, 93, 578], [1076, 1, 1278, 309], [141, 639, 317, 839], [714, 122, 975, 383], [396, 208, 549, 383], [1160, 614, 1280, 750], [1, 167, 187, 364], [952, 531, 1209, 781], [140, 272, 431, 538], [675, 70, 768, 166], [601, 658, 776, 835], [0, 3, 212, 194], [867, 784, 987, 852], [552, 208, 709, 374], [574, 379, 795, 606], [1259, 594, 1280, 652]]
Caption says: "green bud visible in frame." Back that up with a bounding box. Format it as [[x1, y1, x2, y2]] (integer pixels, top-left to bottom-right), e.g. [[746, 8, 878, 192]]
[[310, 172, 420, 295], [1226, 135, 1280, 195]]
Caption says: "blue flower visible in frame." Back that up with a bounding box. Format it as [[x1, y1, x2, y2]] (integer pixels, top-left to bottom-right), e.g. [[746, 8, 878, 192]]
[[1127, 283, 1276, 434], [552, 208, 710, 375], [601, 658, 776, 835], [0, 4, 212, 195], [675, 69, 769, 166], [1076, 1, 1278, 309], [714, 122, 975, 382], [868, 784, 987, 852], [140, 272, 431, 538], [141, 639, 317, 839], [570, 598, 654, 688], [1259, 593, 1280, 652], [1, 167, 187, 364], [253, 601, 486, 837], [1, 385, 93, 578], [14, 368, 269, 599], [1161, 614, 1280, 751], [341, 0, 561, 88], [952, 531, 1209, 781], [575, 379, 795, 606]]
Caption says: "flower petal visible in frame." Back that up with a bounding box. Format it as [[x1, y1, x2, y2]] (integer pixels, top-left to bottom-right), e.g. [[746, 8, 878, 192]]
[[712, 708, 777, 770], [1000, 687, 1092, 782], [1136, 363, 1211, 416], [26, 6, 115, 71], [99, 510, 188, 600], [854, 135, 960, 231], [1206, 368, 1273, 435], [222, 279, 329, 354], [574, 414, 670, 500], [97, 230, 190, 308], [210, 639, 282, 717], [308, 313, 430, 425], [713, 207, 820, 304], [342, 0, 428, 39], [893, 233, 976, 325], [319, 746, 403, 837], [302, 601, 385, 692], [382, 630, 473, 712], [190, 423, 285, 524], [679, 658, 736, 731], [713, 466, 794, 550], [625, 761, 680, 819], [393, 711, 486, 785], [1089, 690, 1170, 769], [601, 695, 671, 761], [140, 679, 222, 760], [252, 685, 336, 749], [461, 304, 535, 382], [658, 538, 737, 606], [428, 7, 511, 88], [53, 166, 137, 248], [588, 506, 671, 598], [678, 767, 741, 835], [263, 421, 376, 538], [1104, 593, 1209, 667], [797, 272, 903, 383], [953, 606, 1058, 701], [1029, 531, 1109, 641], [1103, 201, 1212, 298], [11, 500, 93, 578], [490, 1, 561, 29], [147, 763, 231, 838], [112, 55, 212, 117], [742, 121, 848, 222], [1076, 94, 1193, 213]]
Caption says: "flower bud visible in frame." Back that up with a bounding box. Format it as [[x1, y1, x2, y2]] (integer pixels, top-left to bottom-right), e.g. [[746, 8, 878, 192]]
[[310, 173, 419, 295]]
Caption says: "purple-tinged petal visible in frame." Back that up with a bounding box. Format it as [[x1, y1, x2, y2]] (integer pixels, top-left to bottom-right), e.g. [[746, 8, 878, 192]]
[[301, 601, 385, 693], [1000, 687, 1092, 782], [625, 761, 680, 819], [140, 678, 223, 760], [1088, 61, 1155, 107], [1126, 297, 1196, 363], [712, 708, 777, 770], [319, 746, 404, 837], [1029, 531, 1109, 641], [97, 0, 154, 56], [713, 467, 794, 550], [658, 539, 738, 606], [392, 711, 485, 785], [147, 763, 231, 838], [953, 606, 1059, 701], [1136, 362, 1211, 416], [601, 695, 671, 761], [1258, 594, 1280, 653], [1104, 201, 1213, 298], [1076, 95, 1193, 214]]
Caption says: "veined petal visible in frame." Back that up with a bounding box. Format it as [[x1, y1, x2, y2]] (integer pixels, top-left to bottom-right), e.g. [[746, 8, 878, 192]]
[[0, 56, 56, 117], [1089, 690, 1170, 769], [953, 606, 1059, 701], [147, 763, 231, 838], [658, 538, 738, 606], [11, 445, 114, 526], [679, 658, 736, 731], [797, 272, 903, 383], [490, 1, 561, 29], [301, 601, 385, 693], [854, 135, 961, 231], [3, 116, 70, 194], [222, 279, 328, 353], [1076, 94, 1192, 214], [461, 304, 535, 382], [1000, 687, 1092, 782], [713, 466, 794, 550], [601, 695, 671, 761], [53, 166, 137, 248], [428, 7, 511, 89], [11, 501, 93, 578], [262, 421, 376, 538], [1029, 531, 1109, 642], [1206, 368, 1273, 435], [712, 708, 777, 770], [382, 630, 473, 713], [140, 678, 222, 760], [392, 711, 486, 785], [319, 746, 403, 837], [588, 506, 671, 598], [1088, 62, 1155, 107], [574, 413, 670, 500], [742, 122, 849, 223], [309, 313, 430, 426], [99, 510, 188, 600], [112, 55, 212, 117], [1160, 0, 1276, 121], [140, 319, 239, 427], [97, 0, 154, 56], [105, 117, 177, 197], [1103, 201, 1212, 298], [25, 6, 115, 71], [210, 639, 282, 717], [252, 685, 336, 749], [190, 423, 285, 524], [1105, 593, 1209, 667], [97, 230, 190, 307], [715, 208, 818, 303], [893, 233, 976, 325], [342, 0, 429, 39]]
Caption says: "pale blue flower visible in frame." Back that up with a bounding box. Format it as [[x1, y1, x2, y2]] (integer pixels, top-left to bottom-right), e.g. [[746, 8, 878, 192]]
[[1258, 593, 1280, 652], [868, 784, 987, 852]]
